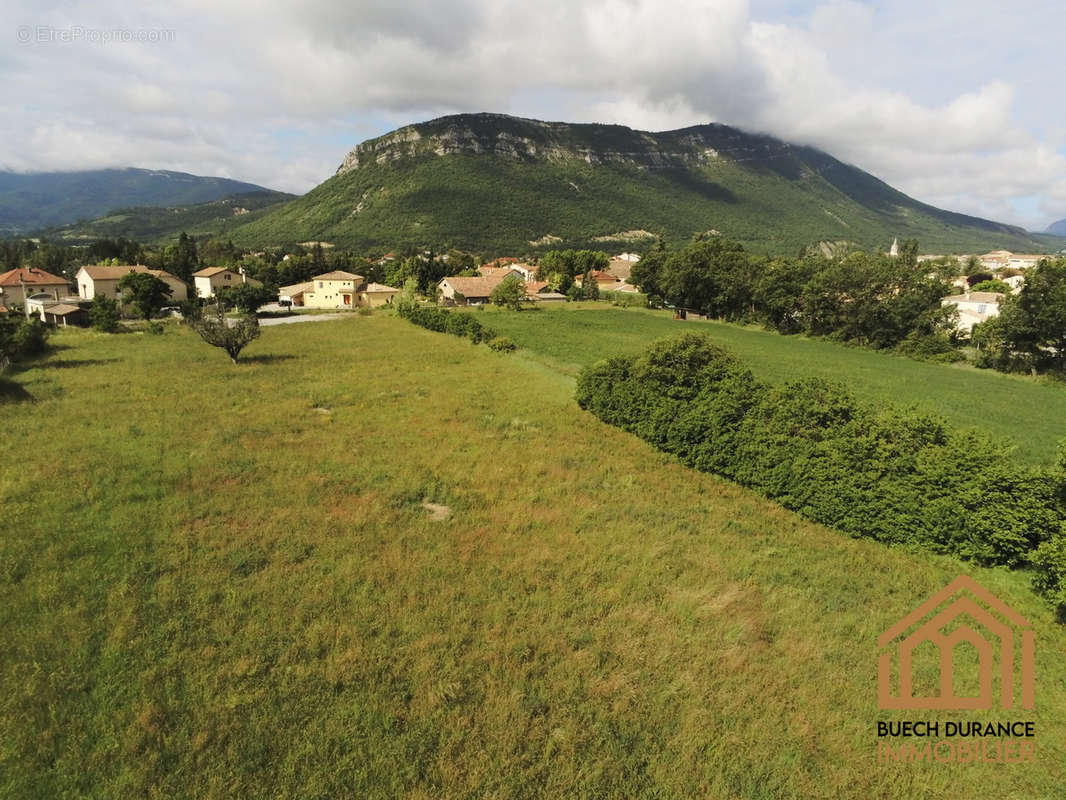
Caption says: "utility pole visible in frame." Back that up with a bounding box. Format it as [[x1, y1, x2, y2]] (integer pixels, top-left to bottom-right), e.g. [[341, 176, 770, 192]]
[[18, 272, 30, 319]]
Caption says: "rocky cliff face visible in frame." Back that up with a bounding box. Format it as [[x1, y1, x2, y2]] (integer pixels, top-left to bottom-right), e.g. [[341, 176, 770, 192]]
[[335, 112, 800, 175]]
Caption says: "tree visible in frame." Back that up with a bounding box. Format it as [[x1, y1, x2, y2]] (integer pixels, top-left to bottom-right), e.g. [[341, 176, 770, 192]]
[[753, 256, 820, 334], [630, 238, 667, 296], [215, 283, 275, 314], [395, 278, 419, 315], [165, 232, 198, 285], [118, 272, 172, 321], [580, 269, 600, 300], [969, 279, 1012, 294], [659, 237, 754, 318], [0, 315, 49, 373], [89, 295, 121, 332], [188, 304, 260, 365], [490, 275, 526, 310], [998, 259, 1066, 372]]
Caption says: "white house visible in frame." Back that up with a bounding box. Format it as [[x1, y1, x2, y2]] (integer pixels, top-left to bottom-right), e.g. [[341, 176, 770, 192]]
[[1003, 274, 1026, 294], [192, 267, 262, 298], [941, 291, 1004, 335]]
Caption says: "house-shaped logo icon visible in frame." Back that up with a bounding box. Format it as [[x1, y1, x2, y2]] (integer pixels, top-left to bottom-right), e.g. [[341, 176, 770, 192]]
[[878, 575, 1034, 710]]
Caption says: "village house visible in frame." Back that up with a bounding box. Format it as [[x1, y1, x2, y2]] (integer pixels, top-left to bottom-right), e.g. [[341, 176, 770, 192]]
[[278, 281, 313, 307], [301, 271, 365, 309], [76, 265, 188, 303], [574, 270, 621, 292], [192, 267, 263, 298], [606, 258, 636, 282], [438, 275, 506, 305], [0, 268, 72, 306], [1002, 274, 1026, 293], [278, 274, 399, 309], [941, 291, 1004, 334], [477, 265, 525, 281], [1007, 254, 1047, 271], [510, 263, 538, 281], [976, 251, 1048, 272], [359, 283, 401, 307], [25, 297, 88, 327]]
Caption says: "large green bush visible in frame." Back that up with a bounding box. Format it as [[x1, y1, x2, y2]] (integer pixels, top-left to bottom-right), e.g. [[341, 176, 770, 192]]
[[577, 333, 1066, 611], [1, 315, 50, 372]]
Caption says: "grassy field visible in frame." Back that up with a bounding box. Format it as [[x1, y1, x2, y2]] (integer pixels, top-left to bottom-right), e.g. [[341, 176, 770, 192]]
[[2, 317, 1065, 799], [468, 304, 1066, 466]]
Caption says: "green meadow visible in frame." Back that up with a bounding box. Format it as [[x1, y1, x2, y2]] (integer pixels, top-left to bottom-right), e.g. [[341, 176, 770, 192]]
[[2, 316, 1065, 799], [470, 304, 1066, 466]]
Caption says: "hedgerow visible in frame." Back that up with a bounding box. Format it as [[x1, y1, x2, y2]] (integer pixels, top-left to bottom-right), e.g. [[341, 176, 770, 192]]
[[398, 304, 496, 344], [576, 333, 1066, 613]]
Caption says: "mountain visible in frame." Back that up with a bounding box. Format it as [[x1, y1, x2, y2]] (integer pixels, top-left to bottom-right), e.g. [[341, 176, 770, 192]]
[[226, 112, 1048, 255], [0, 168, 277, 236], [35, 190, 295, 244], [1046, 219, 1066, 237]]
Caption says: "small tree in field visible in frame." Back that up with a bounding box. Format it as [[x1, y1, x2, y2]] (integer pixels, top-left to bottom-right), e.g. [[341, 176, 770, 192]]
[[118, 272, 172, 320], [490, 275, 525, 310], [188, 304, 260, 364]]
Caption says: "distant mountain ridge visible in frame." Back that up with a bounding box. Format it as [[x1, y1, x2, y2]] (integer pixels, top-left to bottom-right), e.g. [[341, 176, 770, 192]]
[[0, 167, 276, 236], [37, 190, 295, 244], [227, 112, 1048, 254], [1046, 219, 1066, 237]]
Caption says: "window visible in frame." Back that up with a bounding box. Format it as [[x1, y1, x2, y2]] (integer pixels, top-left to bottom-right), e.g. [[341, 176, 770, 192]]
[[318, 282, 323, 288], [977, 304, 987, 314], [225, 274, 231, 281]]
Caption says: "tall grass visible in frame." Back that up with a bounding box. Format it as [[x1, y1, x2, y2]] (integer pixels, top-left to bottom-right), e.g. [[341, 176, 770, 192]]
[[1, 319, 1064, 798]]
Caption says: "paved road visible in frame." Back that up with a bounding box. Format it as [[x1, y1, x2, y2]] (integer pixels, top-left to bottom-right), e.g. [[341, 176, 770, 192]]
[[258, 313, 352, 327]]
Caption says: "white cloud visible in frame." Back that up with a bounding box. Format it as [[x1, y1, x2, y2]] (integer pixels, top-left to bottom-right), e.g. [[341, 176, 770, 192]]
[[1, 0, 1065, 228]]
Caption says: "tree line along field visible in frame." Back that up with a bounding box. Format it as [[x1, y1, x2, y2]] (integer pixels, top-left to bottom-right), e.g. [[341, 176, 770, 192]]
[[2, 316, 1065, 799], [464, 304, 1066, 466]]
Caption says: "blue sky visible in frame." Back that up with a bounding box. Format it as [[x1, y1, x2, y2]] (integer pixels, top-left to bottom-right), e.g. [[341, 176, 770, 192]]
[[2, 0, 1065, 231]]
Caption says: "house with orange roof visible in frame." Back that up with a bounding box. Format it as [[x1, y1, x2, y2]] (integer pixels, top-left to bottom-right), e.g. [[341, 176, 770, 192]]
[[0, 268, 72, 306], [573, 270, 620, 291]]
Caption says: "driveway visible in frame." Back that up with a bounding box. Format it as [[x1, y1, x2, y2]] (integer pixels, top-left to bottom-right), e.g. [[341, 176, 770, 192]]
[[258, 313, 352, 326]]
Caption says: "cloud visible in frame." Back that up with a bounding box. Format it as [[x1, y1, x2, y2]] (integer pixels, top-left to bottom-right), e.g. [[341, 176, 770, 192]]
[[1, 0, 1065, 228]]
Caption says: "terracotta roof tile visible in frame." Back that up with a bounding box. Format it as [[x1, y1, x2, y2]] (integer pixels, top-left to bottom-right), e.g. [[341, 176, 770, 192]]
[[0, 268, 69, 286]]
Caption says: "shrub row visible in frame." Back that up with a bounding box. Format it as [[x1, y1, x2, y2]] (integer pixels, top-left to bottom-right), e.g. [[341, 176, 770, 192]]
[[398, 304, 497, 344], [576, 333, 1066, 615]]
